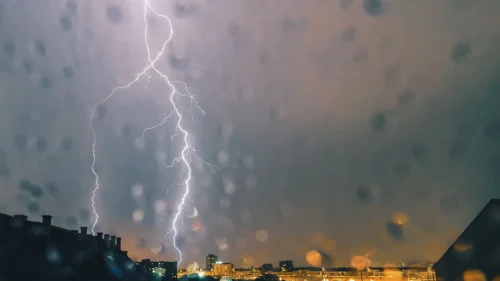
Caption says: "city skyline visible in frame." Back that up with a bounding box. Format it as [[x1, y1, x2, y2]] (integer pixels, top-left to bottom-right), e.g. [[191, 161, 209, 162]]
[[1, 0, 500, 269], [1, 199, 497, 280]]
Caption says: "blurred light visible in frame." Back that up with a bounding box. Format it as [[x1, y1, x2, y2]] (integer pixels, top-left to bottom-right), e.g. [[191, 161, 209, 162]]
[[255, 230, 268, 242], [217, 150, 229, 165], [391, 211, 409, 225], [240, 255, 254, 268], [150, 243, 162, 255], [242, 154, 254, 170], [187, 262, 199, 271], [154, 200, 167, 215], [131, 183, 144, 199], [188, 207, 198, 218], [223, 177, 237, 194], [454, 243, 473, 252], [198, 272, 205, 277], [133, 209, 144, 221], [350, 255, 371, 270], [463, 270, 486, 281], [192, 220, 202, 231], [305, 250, 322, 267], [384, 269, 403, 279], [215, 238, 228, 251], [46, 245, 61, 263], [134, 137, 146, 151]]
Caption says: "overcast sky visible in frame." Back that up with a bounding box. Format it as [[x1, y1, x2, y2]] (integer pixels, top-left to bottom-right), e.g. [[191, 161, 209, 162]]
[[1, 0, 500, 268]]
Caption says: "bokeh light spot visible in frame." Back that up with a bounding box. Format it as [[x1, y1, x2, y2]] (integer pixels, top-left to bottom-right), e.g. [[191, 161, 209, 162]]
[[305, 250, 322, 267], [132, 209, 144, 222], [255, 230, 268, 242], [390, 211, 409, 225], [350, 255, 371, 270], [463, 270, 486, 281]]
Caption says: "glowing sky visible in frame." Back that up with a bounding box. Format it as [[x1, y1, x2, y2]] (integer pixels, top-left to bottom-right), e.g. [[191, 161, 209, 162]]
[[1, 0, 500, 268]]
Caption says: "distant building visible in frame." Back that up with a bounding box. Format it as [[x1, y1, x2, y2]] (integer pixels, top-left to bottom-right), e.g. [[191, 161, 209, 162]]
[[0, 212, 146, 281], [279, 260, 294, 272], [433, 199, 500, 281], [213, 262, 234, 277], [260, 263, 273, 273], [206, 254, 218, 271], [138, 260, 178, 281]]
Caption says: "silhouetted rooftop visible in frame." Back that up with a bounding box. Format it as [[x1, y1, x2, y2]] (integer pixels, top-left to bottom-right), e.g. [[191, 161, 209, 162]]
[[433, 199, 500, 281], [0, 212, 147, 281]]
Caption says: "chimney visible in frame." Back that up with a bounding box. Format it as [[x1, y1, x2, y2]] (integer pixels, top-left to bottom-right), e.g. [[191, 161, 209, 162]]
[[116, 237, 122, 251], [12, 215, 28, 228], [13, 214, 28, 221], [96, 232, 104, 248], [80, 227, 88, 235], [110, 235, 116, 250], [104, 234, 110, 249], [42, 215, 52, 226]]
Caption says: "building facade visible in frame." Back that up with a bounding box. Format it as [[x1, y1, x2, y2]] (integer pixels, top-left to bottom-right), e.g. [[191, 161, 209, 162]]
[[137, 259, 178, 281], [213, 262, 234, 277], [206, 254, 218, 271], [260, 263, 273, 273], [279, 260, 294, 272]]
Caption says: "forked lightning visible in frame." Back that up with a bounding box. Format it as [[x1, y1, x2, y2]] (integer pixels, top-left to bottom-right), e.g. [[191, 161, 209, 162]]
[[90, 0, 204, 265]]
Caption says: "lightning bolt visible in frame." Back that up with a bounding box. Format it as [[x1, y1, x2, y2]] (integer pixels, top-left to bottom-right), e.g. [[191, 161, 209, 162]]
[[89, 0, 206, 265]]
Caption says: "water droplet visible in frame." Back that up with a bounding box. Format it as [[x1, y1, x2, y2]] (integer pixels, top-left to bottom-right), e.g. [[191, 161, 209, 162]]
[[255, 230, 268, 242]]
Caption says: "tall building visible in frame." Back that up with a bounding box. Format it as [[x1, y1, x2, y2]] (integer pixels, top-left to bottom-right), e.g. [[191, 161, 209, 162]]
[[279, 260, 294, 272], [213, 262, 234, 277], [0, 212, 147, 281], [206, 254, 218, 270], [163, 261, 178, 281]]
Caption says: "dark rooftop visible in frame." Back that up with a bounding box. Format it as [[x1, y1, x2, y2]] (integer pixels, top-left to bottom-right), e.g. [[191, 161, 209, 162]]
[[0, 212, 147, 281], [433, 199, 500, 281]]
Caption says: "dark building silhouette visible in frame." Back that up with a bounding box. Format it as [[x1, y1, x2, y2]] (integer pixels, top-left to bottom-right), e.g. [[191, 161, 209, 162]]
[[260, 263, 273, 273], [137, 259, 177, 281], [0, 212, 147, 281], [433, 199, 500, 281], [206, 254, 217, 270], [279, 260, 294, 272]]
